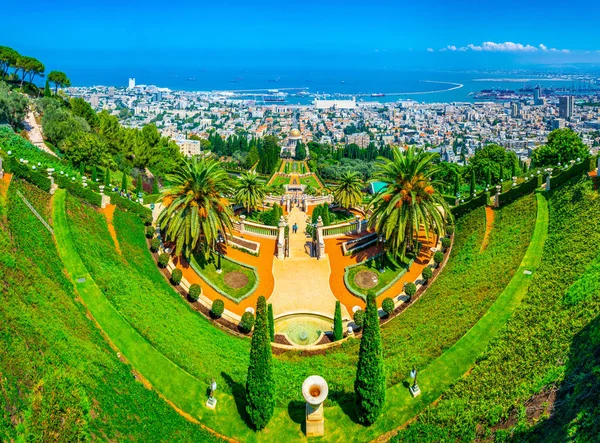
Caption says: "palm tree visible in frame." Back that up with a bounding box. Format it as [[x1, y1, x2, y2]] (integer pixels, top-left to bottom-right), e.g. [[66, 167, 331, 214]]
[[234, 173, 266, 214], [368, 147, 451, 260], [157, 157, 234, 258], [333, 171, 364, 210]]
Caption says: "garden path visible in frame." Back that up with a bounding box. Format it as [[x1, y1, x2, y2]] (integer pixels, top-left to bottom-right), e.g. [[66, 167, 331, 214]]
[[99, 203, 121, 255], [480, 206, 495, 252], [23, 110, 56, 157], [0, 173, 12, 199]]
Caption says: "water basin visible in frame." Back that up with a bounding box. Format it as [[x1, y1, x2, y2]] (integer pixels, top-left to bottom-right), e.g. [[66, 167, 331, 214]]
[[274, 314, 333, 346]]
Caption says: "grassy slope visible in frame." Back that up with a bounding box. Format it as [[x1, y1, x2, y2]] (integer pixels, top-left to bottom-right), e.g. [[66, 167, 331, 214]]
[[0, 180, 222, 442], [52, 189, 546, 442], [392, 178, 600, 442]]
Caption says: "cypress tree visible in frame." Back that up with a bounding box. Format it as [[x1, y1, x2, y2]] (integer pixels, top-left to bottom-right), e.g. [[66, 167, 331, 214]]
[[136, 172, 143, 194], [333, 301, 343, 341], [121, 173, 127, 192], [469, 170, 476, 195], [499, 164, 504, 183], [354, 292, 385, 425], [453, 173, 460, 196], [323, 204, 331, 226], [91, 165, 97, 182], [245, 296, 274, 430], [511, 160, 516, 178], [267, 303, 275, 342], [79, 162, 85, 176], [486, 168, 491, 187], [44, 80, 52, 98], [152, 178, 159, 194], [104, 168, 110, 187]]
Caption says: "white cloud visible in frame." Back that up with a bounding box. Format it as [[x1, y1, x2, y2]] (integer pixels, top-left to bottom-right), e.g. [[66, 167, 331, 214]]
[[439, 41, 571, 54], [427, 48, 434, 52]]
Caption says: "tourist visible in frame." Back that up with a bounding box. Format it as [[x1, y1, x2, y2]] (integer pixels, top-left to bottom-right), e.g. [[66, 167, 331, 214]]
[[293, 223, 298, 234]]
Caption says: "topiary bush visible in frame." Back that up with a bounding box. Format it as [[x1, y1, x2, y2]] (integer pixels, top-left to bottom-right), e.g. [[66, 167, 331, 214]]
[[170, 268, 182, 285], [353, 309, 365, 329], [150, 238, 160, 252], [434, 251, 444, 265], [188, 283, 201, 302], [422, 266, 433, 282], [145, 225, 155, 238], [382, 297, 395, 316], [158, 253, 169, 268], [211, 299, 225, 318], [239, 311, 255, 333], [441, 237, 451, 250], [446, 225, 455, 236], [268, 303, 275, 342], [404, 282, 417, 297]]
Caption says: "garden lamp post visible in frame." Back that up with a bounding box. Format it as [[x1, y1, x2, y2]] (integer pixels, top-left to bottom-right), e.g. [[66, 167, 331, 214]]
[[216, 230, 225, 273], [409, 366, 421, 397], [206, 378, 218, 409]]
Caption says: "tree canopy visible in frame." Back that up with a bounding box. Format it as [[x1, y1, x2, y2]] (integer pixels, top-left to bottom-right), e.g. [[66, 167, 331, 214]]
[[531, 128, 589, 167], [48, 71, 71, 94]]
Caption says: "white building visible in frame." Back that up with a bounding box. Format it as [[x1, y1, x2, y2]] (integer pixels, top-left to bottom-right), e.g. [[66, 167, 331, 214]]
[[314, 97, 357, 110], [176, 139, 202, 157], [128, 78, 136, 89]]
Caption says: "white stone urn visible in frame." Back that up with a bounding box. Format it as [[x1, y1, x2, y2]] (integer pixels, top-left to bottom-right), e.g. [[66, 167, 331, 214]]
[[302, 375, 328, 406]]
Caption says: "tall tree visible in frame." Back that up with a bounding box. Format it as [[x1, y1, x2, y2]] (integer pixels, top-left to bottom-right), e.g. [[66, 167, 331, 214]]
[[354, 292, 385, 425], [531, 128, 589, 167], [332, 171, 363, 210], [43, 80, 52, 97], [245, 296, 275, 430], [0, 46, 19, 79], [368, 147, 451, 260], [48, 71, 71, 94], [234, 173, 266, 214], [333, 301, 343, 341], [14, 56, 44, 88], [157, 157, 233, 258]]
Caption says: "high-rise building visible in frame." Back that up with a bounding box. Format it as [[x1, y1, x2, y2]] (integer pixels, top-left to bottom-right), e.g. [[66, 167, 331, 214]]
[[510, 102, 520, 118], [559, 96, 574, 120], [128, 78, 136, 89], [90, 94, 99, 108], [533, 85, 543, 106]]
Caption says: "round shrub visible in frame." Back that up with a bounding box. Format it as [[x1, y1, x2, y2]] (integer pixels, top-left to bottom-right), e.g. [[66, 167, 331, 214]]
[[404, 282, 417, 297], [188, 283, 201, 302], [445, 225, 455, 236], [434, 251, 444, 265], [145, 226, 155, 238], [150, 238, 160, 252], [441, 237, 451, 250], [422, 266, 433, 282], [353, 309, 365, 329], [381, 298, 395, 316], [170, 268, 182, 285], [158, 253, 170, 268], [142, 215, 153, 226], [239, 311, 255, 333], [211, 299, 225, 318]]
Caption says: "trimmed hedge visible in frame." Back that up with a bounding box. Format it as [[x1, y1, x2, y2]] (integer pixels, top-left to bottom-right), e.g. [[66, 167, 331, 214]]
[[404, 282, 417, 297], [188, 283, 201, 302], [158, 253, 169, 268], [239, 311, 255, 333], [452, 191, 489, 218], [55, 175, 102, 206], [4, 157, 51, 192], [353, 309, 365, 329], [107, 191, 152, 219], [211, 299, 225, 318], [170, 268, 182, 285], [499, 175, 542, 206], [433, 251, 444, 264], [422, 266, 433, 281], [382, 297, 395, 316]]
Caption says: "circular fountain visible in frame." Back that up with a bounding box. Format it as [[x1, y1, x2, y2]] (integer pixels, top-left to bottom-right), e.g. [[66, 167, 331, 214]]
[[274, 314, 332, 346]]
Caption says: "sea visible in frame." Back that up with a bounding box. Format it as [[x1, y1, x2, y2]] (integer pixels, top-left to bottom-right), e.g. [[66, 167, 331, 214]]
[[60, 63, 584, 104]]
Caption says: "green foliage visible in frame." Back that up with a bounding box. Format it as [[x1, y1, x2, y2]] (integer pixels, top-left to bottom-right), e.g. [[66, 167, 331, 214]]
[[354, 293, 386, 425], [152, 177, 159, 194], [145, 225, 155, 238], [47, 70, 71, 94], [136, 172, 143, 194], [294, 141, 307, 160], [239, 312, 255, 333], [158, 253, 169, 267], [353, 309, 365, 329], [0, 180, 221, 442], [234, 172, 266, 213], [382, 297, 395, 316], [41, 106, 90, 147], [532, 128, 590, 167], [70, 97, 99, 129], [421, 266, 433, 281], [170, 268, 182, 285], [445, 225, 454, 235], [211, 299, 225, 318], [245, 296, 274, 430], [469, 144, 520, 185], [150, 238, 160, 252], [333, 171, 363, 209], [441, 237, 451, 249], [121, 173, 127, 191], [334, 300, 344, 341], [394, 177, 600, 442], [433, 251, 444, 264], [188, 283, 201, 301], [0, 82, 28, 128], [404, 282, 417, 297], [268, 303, 275, 342]]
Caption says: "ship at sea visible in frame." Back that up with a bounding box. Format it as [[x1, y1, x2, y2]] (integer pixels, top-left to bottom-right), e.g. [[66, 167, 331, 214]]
[[371, 93, 385, 97], [263, 95, 285, 102]]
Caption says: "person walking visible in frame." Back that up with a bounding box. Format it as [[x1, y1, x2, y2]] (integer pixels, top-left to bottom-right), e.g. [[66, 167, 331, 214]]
[[293, 223, 298, 234]]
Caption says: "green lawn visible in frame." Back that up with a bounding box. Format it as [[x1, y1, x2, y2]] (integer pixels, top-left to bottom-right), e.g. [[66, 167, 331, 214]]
[[392, 180, 600, 441], [190, 253, 258, 302], [345, 254, 411, 298], [269, 174, 290, 188], [0, 181, 222, 442], [50, 186, 546, 442], [300, 174, 321, 189]]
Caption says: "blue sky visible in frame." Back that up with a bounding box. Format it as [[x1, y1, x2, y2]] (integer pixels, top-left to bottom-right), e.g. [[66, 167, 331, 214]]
[[3, 0, 600, 69]]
